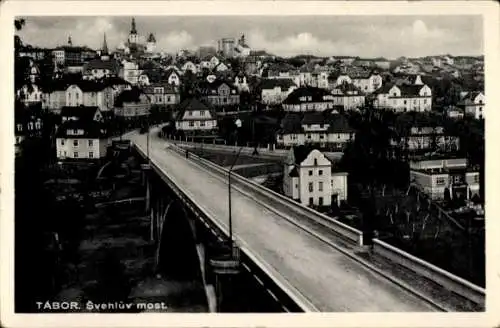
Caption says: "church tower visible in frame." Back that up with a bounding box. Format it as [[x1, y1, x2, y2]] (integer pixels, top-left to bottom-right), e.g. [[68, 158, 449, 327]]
[[146, 33, 156, 53], [128, 17, 139, 45], [101, 33, 110, 61], [67, 35, 73, 46]]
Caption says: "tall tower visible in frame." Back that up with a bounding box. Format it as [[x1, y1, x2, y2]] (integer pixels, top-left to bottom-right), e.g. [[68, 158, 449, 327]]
[[101, 33, 110, 60], [68, 35, 73, 46], [128, 17, 139, 45], [146, 33, 156, 53], [102, 33, 109, 54]]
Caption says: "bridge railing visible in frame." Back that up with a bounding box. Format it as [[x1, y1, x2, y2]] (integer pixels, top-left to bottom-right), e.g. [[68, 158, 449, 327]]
[[133, 142, 319, 312], [372, 238, 485, 307], [170, 144, 364, 247]]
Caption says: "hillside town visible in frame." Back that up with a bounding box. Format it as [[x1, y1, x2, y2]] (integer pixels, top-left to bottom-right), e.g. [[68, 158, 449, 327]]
[[14, 17, 485, 312]]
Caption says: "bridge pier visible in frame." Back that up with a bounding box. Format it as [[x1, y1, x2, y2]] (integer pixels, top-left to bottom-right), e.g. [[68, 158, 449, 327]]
[[209, 245, 241, 312]]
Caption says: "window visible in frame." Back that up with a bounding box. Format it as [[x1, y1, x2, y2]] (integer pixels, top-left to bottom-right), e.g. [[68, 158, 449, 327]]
[[319, 182, 323, 192], [200, 111, 205, 116], [73, 140, 79, 146], [474, 174, 480, 183], [314, 159, 318, 166], [309, 197, 314, 206], [308, 170, 313, 176], [308, 182, 313, 192], [307, 134, 312, 139], [200, 121, 205, 127], [319, 197, 323, 206], [436, 177, 446, 185], [320, 134, 324, 139], [424, 99, 427, 104], [61, 139, 65, 146], [319, 170, 323, 176], [88, 140, 93, 147], [16, 124, 22, 132], [189, 121, 194, 127], [89, 152, 94, 158], [404, 100, 407, 105], [74, 152, 79, 158]]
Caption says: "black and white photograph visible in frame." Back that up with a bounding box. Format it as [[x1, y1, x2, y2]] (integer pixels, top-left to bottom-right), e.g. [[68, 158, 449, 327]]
[[1, 1, 499, 327]]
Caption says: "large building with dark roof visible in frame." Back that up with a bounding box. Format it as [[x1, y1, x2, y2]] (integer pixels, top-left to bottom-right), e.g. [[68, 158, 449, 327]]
[[282, 87, 337, 112], [276, 112, 355, 150]]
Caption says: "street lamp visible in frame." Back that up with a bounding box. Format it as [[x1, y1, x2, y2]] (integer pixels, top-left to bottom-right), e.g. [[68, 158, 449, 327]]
[[227, 119, 242, 252]]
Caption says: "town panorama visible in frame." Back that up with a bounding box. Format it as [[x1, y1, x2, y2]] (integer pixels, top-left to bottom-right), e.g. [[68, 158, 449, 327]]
[[14, 16, 485, 314]]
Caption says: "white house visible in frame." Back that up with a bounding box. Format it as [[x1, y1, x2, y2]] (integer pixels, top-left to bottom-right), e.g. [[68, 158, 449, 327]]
[[283, 146, 348, 207], [373, 83, 432, 112], [120, 60, 141, 85], [260, 78, 298, 105], [181, 61, 198, 74], [460, 91, 485, 120], [165, 68, 181, 86], [17, 83, 43, 106], [233, 73, 250, 93], [56, 120, 109, 160], [143, 83, 181, 107], [175, 98, 218, 135], [65, 82, 114, 111], [351, 72, 383, 94]]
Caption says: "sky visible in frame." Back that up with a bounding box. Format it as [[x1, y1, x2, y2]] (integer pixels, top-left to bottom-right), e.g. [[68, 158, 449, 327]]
[[16, 16, 483, 59]]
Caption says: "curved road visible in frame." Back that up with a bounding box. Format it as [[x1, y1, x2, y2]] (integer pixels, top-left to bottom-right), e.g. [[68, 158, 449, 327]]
[[131, 131, 439, 312]]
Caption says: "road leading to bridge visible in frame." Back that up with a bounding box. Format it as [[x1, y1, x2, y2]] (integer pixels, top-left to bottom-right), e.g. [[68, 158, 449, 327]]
[[131, 131, 439, 312]]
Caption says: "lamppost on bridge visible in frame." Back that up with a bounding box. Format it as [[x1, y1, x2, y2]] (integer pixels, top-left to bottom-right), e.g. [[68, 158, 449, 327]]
[[227, 119, 242, 252]]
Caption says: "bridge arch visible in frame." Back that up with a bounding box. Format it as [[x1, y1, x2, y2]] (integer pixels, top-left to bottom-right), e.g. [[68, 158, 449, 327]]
[[156, 199, 202, 282]]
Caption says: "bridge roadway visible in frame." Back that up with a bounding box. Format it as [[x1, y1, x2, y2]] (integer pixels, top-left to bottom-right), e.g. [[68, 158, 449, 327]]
[[131, 131, 439, 312]]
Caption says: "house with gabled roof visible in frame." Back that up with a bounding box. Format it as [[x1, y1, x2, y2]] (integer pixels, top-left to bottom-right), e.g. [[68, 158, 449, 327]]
[[165, 68, 182, 86], [175, 98, 218, 136], [198, 80, 240, 108], [459, 91, 485, 120], [283, 145, 348, 207], [373, 79, 432, 112]]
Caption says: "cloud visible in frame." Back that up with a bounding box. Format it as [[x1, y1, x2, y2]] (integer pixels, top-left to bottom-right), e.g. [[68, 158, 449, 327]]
[[156, 31, 194, 52], [247, 30, 359, 57]]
